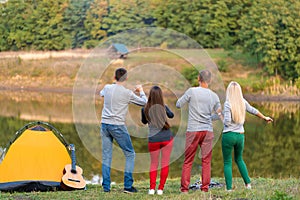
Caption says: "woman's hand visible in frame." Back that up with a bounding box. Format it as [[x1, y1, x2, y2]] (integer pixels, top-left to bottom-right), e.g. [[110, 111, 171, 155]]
[[263, 116, 273, 123]]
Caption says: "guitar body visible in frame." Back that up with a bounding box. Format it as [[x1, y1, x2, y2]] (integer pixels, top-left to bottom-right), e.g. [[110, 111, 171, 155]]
[[61, 164, 86, 190], [61, 144, 86, 190]]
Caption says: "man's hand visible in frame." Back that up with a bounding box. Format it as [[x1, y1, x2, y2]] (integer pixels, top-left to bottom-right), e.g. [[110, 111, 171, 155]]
[[134, 85, 143, 93]]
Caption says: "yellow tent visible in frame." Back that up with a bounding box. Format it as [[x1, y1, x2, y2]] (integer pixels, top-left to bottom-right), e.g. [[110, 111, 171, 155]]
[[0, 121, 71, 192]]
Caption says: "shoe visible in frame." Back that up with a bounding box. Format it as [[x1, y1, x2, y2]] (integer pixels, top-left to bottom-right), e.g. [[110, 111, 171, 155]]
[[246, 184, 251, 189], [157, 189, 163, 195], [226, 189, 233, 192], [124, 186, 138, 194], [148, 189, 155, 195]]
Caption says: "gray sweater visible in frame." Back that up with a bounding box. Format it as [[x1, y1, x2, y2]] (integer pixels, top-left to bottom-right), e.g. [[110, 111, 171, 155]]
[[176, 87, 221, 132], [100, 83, 147, 125], [223, 99, 258, 133]]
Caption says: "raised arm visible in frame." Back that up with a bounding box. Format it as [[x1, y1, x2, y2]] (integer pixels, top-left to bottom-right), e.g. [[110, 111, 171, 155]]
[[129, 85, 147, 106], [165, 105, 174, 118], [176, 89, 191, 108]]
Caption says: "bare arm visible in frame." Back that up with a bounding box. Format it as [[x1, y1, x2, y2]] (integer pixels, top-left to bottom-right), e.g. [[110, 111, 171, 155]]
[[245, 100, 273, 123], [256, 111, 273, 123]]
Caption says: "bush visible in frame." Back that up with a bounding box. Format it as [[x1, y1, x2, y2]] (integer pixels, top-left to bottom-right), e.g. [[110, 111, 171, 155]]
[[181, 67, 199, 86], [270, 190, 293, 200], [217, 59, 228, 72]]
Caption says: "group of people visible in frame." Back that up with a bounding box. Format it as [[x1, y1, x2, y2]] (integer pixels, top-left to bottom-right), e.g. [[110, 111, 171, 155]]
[[99, 67, 273, 195]]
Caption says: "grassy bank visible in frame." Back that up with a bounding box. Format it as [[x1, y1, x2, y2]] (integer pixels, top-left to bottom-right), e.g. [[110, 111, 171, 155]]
[[0, 176, 299, 200], [0, 49, 299, 98]]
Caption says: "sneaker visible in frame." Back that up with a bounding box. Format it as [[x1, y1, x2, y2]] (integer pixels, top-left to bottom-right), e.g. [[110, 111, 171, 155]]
[[124, 186, 138, 194], [246, 184, 251, 189], [157, 189, 163, 195], [226, 189, 233, 192], [148, 189, 155, 195]]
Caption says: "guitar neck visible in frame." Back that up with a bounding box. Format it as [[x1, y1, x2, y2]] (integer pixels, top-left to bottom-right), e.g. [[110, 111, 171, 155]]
[[70, 144, 77, 173]]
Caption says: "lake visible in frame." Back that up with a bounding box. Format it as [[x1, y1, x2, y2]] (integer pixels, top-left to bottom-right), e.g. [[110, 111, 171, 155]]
[[0, 90, 299, 185]]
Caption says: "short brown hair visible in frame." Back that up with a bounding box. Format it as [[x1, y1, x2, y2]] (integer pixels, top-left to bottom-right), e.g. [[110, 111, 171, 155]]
[[115, 68, 127, 82]]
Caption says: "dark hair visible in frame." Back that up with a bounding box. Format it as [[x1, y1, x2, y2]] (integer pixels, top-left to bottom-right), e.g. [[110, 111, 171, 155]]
[[144, 86, 170, 130], [198, 70, 211, 83], [115, 68, 127, 82]]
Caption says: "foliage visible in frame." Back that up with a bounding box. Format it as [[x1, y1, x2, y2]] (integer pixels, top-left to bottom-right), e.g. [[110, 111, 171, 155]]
[[0, 0, 34, 51], [0, 0, 299, 80], [83, 0, 109, 49], [217, 59, 228, 72], [181, 67, 199, 87], [63, 0, 93, 49], [271, 190, 293, 200], [238, 0, 300, 80]]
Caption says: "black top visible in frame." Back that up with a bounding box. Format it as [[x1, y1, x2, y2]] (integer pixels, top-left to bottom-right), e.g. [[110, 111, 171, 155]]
[[141, 105, 174, 143]]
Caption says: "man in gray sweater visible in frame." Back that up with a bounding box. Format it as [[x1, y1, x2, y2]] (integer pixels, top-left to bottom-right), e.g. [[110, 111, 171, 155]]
[[176, 69, 222, 193], [100, 68, 147, 193]]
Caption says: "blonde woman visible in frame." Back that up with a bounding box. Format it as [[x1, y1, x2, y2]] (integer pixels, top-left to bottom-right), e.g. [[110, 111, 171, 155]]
[[222, 81, 273, 191]]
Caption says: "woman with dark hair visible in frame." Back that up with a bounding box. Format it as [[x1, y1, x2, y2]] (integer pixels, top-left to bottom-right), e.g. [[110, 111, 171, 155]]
[[141, 86, 174, 195]]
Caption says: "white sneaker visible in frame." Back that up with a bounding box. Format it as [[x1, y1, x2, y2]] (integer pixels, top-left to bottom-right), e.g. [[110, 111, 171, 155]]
[[246, 184, 251, 189], [148, 189, 155, 195], [157, 189, 163, 195]]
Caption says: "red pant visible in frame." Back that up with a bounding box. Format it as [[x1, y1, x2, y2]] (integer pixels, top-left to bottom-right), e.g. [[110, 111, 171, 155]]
[[148, 139, 173, 190], [181, 131, 214, 192]]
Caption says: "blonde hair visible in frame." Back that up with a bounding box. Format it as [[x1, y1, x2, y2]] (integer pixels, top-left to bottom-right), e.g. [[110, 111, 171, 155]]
[[226, 81, 246, 124]]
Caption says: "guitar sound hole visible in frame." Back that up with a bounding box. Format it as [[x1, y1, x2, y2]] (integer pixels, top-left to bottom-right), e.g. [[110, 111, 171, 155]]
[[71, 169, 77, 174], [68, 178, 81, 183]]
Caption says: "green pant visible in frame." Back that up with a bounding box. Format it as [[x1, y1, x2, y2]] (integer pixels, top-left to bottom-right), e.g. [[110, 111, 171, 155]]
[[222, 132, 250, 190]]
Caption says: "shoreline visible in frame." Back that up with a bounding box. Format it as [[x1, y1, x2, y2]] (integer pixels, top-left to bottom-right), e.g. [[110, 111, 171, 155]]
[[1, 85, 299, 102]]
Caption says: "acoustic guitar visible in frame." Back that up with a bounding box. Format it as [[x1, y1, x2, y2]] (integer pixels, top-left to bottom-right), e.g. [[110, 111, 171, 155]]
[[61, 144, 86, 190]]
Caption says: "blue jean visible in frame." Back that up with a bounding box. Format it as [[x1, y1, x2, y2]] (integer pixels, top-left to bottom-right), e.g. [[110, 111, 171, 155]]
[[101, 123, 135, 191]]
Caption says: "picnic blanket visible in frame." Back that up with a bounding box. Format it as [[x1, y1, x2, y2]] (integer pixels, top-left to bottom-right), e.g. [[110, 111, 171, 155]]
[[189, 179, 224, 190]]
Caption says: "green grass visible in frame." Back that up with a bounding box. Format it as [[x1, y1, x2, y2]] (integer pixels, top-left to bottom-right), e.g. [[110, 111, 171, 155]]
[[0, 176, 299, 200]]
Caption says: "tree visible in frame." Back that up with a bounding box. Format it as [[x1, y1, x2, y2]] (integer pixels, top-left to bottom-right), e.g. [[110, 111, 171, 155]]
[[103, 0, 155, 36], [63, 0, 93, 49], [0, 0, 34, 51], [239, 0, 300, 80], [29, 0, 71, 50], [83, 0, 109, 48], [153, 0, 252, 49]]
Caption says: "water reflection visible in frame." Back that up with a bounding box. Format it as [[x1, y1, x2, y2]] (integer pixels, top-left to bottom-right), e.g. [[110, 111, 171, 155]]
[[0, 90, 299, 184]]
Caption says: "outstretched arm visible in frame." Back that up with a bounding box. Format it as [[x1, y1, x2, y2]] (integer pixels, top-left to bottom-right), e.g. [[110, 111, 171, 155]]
[[256, 111, 273, 123], [245, 100, 273, 123]]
